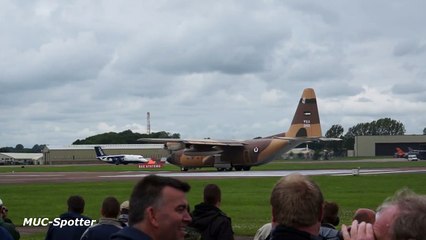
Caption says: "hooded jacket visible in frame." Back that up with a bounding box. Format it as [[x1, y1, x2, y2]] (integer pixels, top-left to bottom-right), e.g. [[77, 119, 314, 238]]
[[80, 217, 122, 240], [190, 202, 234, 240]]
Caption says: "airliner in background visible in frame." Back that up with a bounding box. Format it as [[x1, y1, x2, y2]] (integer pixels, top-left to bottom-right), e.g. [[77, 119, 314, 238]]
[[94, 146, 149, 165]]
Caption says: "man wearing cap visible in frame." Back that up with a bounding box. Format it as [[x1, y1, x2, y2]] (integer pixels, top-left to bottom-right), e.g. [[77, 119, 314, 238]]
[[0, 198, 20, 240], [118, 200, 129, 227]]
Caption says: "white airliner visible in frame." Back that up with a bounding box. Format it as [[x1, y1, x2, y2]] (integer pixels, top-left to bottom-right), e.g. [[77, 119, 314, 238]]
[[94, 146, 149, 165]]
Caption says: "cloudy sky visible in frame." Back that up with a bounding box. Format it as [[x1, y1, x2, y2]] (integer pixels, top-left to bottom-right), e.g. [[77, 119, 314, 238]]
[[1, 0, 425, 148]]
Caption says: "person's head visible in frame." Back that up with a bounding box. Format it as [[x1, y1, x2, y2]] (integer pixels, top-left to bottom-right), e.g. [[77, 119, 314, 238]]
[[67, 195, 85, 214], [203, 184, 221, 206], [270, 173, 324, 229], [101, 196, 120, 218], [120, 200, 129, 215], [129, 174, 192, 240], [353, 208, 375, 224], [322, 201, 339, 226], [0, 198, 7, 219], [374, 188, 426, 240]]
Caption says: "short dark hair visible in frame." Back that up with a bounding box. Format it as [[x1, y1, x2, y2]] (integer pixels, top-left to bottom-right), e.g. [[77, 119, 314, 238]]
[[203, 184, 221, 205], [102, 196, 120, 218], [129, 175, 190, 225], [67, 195, 85, 214], [322, 201, 339, 226]]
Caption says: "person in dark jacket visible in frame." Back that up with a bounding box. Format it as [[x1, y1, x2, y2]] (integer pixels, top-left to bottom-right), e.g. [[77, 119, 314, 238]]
[[1, 226, 13, 240], [269, 173, 324, 240], [110, 174, 192, 240], [0, 199, 20, 240], [45, 195, 93, 240], [190, 184, 234, 240], [81, 196, 122, 240]]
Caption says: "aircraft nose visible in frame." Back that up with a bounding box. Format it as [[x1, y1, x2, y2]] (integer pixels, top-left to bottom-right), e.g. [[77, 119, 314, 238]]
[[166, 153, 179, 165]]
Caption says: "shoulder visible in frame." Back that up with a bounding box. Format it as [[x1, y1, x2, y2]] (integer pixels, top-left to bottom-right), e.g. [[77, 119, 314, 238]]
[[254, 223, 273, 240], [111, 226, 152, 240]]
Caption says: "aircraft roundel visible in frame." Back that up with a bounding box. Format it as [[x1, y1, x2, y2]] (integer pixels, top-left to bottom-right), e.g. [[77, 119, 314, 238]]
[[253, 147, 259, 153]]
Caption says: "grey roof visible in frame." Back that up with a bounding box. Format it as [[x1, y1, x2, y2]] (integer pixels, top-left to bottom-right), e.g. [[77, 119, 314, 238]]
[[0, 153, 43, 160], [44, 144, 164, 150]]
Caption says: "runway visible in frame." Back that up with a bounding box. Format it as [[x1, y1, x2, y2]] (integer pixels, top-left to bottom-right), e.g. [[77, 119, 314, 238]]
[[1, 168, 426, 184]]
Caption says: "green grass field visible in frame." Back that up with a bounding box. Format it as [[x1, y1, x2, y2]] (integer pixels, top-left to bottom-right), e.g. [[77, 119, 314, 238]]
[[1, 160, 426, 239]]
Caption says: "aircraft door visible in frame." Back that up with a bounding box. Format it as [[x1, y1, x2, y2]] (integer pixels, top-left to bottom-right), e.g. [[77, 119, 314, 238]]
[[244, 150, 250, 163]]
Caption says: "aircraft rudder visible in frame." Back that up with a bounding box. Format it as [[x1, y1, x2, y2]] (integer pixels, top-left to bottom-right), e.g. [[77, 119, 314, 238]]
[[286, 88, 322, 138], [94, 146, 105, 157]]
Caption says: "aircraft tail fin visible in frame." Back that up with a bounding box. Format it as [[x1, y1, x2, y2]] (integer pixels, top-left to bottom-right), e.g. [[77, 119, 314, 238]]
[[396, 147, 405, 153], [285, 88, 322, 138], [94, 146, 106, 157]]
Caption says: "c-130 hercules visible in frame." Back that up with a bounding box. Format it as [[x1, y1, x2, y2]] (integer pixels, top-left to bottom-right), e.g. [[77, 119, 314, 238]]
[[139, 88, 339, 171]]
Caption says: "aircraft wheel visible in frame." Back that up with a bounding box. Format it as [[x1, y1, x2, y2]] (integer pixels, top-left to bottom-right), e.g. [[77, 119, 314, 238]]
[[181, 167, 188, 171], [242, 166, 251, 171], [234, 166, 243, 171]]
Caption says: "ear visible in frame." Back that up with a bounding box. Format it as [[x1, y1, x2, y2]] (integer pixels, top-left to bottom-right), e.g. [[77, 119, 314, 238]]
[[271, 207, 276, 223], [147, 207, 160, 228], [318, 205, 324, 222]]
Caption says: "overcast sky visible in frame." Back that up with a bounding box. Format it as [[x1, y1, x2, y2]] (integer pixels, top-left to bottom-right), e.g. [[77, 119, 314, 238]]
[[1, 0, 426, 148]]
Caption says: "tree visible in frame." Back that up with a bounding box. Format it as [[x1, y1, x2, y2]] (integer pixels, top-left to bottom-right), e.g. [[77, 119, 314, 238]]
[[343, 118, 406, 150], [325, 124, 344, 138], [324, 124, 345, 156], [15, 144, 24, 151], [73, 130, 180, 144]]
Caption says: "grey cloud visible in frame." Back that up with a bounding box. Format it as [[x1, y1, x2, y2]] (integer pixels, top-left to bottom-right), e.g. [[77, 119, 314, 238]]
[[0, 32, 111, 95], [393, 41, 426, 57]]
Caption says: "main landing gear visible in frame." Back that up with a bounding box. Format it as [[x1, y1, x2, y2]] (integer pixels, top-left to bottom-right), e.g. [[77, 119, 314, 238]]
[[216, 166, 251, 171]]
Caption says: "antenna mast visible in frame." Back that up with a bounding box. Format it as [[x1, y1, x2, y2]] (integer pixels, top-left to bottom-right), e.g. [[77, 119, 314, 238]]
[[147, 112, 151, 135]]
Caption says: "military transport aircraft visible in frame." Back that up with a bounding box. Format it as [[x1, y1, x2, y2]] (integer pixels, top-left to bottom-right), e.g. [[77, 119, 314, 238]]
[[139, 88, 339, 171], [94, 146, 148, 165]]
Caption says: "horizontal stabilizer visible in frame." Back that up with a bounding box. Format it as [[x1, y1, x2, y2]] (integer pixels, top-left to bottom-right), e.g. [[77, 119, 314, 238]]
[[273, 136, 342, 142]]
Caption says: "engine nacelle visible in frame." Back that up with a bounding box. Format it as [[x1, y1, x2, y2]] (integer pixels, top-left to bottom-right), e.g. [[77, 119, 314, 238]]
[[165, 142, 185, 151]]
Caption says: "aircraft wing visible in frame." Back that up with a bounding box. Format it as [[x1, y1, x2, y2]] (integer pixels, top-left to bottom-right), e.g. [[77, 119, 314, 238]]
[[273, 136, 342, 142], [138, 138, 245, 147]]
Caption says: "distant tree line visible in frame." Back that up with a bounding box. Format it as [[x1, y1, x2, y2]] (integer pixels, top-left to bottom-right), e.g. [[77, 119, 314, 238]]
[[0, 144, 46, 153], [73, 130, 180, 144]]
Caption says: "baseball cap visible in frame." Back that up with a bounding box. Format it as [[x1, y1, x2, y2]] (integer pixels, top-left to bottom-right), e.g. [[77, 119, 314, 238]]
[[120, 200, 129, 210]]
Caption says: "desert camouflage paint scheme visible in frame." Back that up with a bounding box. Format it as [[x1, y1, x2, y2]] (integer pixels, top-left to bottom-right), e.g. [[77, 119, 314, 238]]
[[139, 88, 331, 171]]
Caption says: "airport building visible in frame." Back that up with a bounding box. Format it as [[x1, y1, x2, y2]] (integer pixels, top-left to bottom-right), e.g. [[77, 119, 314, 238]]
[[354, 135, 426, 157], [42, 144, 168, 165], [0, 153, 44, 165]]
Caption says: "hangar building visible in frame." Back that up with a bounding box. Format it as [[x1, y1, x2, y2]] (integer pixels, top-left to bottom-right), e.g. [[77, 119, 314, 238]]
[[43, 144, 168, 165], [0, 153, 44, 165], [354, 135, 426, 157]]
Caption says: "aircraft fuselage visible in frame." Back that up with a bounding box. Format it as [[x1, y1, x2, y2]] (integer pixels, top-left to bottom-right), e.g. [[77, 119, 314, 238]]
[[167, 138, 303, 170]]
